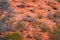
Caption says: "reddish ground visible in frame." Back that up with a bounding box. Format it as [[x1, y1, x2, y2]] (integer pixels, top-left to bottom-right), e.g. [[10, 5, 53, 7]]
[[0, 0, 60, 40]]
